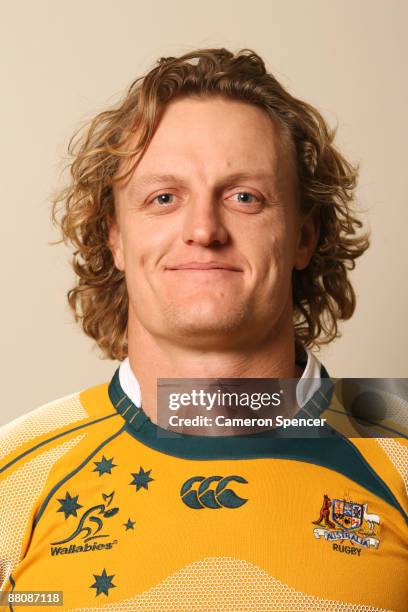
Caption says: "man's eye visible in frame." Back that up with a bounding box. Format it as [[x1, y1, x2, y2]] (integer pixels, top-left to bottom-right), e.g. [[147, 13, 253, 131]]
[[230, 192, 259, 204], [153, 193, 175, 205]]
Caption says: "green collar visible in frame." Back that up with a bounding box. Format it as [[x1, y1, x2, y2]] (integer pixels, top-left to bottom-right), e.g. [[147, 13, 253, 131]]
[[108, 364, 335, 459]]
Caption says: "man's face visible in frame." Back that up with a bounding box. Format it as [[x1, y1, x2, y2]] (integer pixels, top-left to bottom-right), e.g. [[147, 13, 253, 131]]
[[111, 96, 316, 350]]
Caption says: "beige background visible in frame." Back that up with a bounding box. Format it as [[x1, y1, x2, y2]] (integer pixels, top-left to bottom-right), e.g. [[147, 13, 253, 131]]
[[0, 0, 407, 426]]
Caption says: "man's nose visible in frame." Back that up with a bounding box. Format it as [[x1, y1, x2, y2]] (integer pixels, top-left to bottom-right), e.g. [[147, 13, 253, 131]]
[[182, 194, 229, 247]]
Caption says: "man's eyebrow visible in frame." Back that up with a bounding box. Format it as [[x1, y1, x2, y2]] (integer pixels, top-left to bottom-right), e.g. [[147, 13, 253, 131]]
[[219, 171, 275, 186], [130, 174, 187, 190]]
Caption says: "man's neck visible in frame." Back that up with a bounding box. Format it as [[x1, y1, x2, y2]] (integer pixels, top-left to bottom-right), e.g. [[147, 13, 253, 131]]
[[127, 319, 300, 424]]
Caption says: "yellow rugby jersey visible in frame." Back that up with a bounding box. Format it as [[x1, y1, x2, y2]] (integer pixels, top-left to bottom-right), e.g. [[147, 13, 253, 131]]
[[0, 368, 407, 611]]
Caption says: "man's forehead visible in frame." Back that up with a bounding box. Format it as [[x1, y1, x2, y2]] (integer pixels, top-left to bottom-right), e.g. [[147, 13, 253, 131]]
[[116, 96, 295, 194]]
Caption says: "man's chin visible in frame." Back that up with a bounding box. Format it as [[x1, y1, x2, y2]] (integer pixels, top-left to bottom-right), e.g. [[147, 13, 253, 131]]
[[161, 307, 249, 343]]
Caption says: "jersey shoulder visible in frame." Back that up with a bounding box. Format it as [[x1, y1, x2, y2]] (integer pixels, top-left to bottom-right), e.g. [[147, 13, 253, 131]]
[[317, 380, 408, 522], [0, 380, 118, 475]]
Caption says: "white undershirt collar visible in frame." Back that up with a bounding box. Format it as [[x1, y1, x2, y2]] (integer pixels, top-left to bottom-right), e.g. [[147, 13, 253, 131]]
[[118, 347, 322, 410]]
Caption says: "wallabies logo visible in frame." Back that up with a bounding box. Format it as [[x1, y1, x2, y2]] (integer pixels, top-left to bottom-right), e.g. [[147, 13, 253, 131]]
[[51, 492, 119, 546], [181, 475, 248, 509]]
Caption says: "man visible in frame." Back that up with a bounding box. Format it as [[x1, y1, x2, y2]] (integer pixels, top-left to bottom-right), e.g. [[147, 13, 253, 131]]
[[0, 48, 406, 611]]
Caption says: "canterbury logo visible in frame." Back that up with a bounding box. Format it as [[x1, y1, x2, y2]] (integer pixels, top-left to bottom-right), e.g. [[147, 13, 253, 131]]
[[180, 475, 248, 509]]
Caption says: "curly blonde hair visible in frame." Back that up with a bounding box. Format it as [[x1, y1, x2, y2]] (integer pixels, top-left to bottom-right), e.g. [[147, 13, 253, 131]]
[[52, 47, 369, 361]]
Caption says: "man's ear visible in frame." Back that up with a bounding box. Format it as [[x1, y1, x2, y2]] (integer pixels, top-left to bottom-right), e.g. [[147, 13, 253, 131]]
[[294, 211, 320, 271], [108, 215, 125, 272]]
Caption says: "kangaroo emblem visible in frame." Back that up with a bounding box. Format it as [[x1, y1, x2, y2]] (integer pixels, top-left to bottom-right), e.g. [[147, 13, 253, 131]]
[[51, 492, 119, 545], [312, 494, 335, 528]]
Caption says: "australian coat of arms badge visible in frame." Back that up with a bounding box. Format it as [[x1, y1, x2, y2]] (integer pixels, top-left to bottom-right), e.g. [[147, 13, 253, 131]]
[[312, 494, 380, 550]]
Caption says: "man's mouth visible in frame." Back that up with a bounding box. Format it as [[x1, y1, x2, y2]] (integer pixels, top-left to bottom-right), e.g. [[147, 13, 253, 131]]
[[165, 261, 242, 271]]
